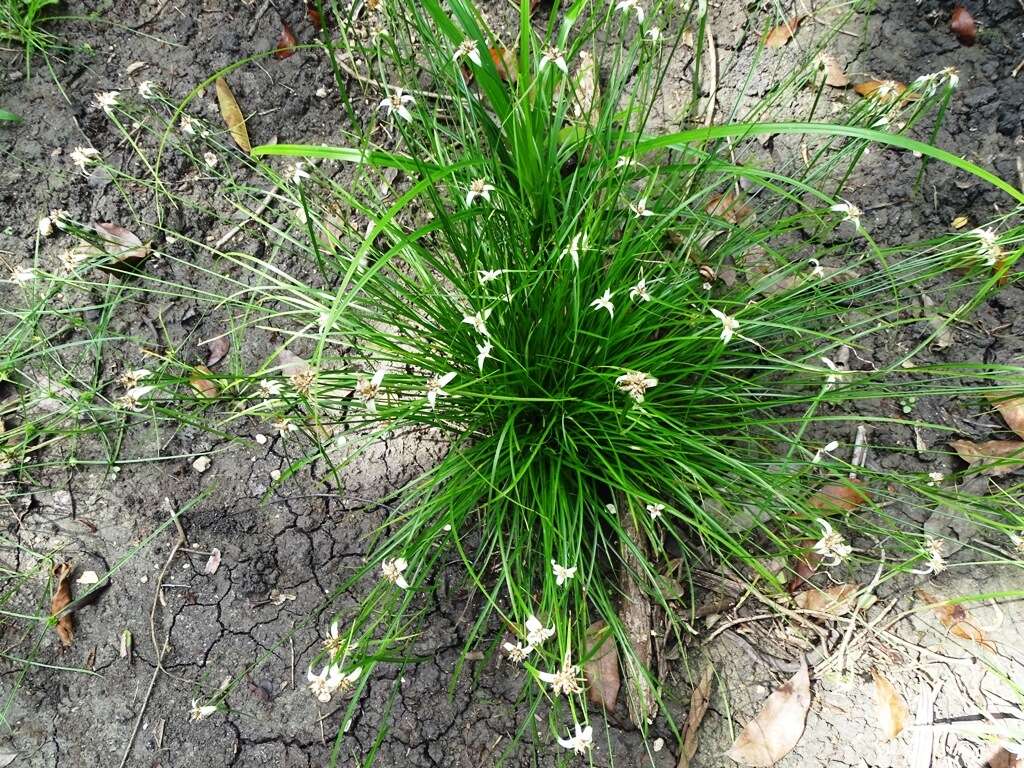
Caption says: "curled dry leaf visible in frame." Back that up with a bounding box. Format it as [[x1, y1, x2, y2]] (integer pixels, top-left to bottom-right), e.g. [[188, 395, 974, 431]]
[[726, 656, 811, 766], [306, 4, 322, 30], [91, 223, 149, 270], [205, 335, 230, 368], [815, 52, 849, 87], [274, 23, 297, 59], [809, 480, 868, 513], [215, 77, 251, 154], [51, 562, 74, 647], [488, 47, 518, 83], [190, 365, 219, 399], [679, 664, 715, 768], [990, 394, 1024, 440], [204, 547, 222, 575], [950, 439, 1024, 476], [765, 15, 802, 48], [916, 589, 996, 652], [870, 669, 908, 740], [794, 584, 859, 617], [706, 190, 753, 224], [583, 621, 620, 711], [278, 349, 311, 377], [950, 5, 977, 46]]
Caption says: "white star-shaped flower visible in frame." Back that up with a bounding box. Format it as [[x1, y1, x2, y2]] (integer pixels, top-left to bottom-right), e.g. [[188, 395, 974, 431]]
[[539, 46, 568, 74], [477, 269, 504, 284], [355, 368, 386, 412], [465, 178, 495, 206], [10, 267, 35, 284], [378, 87, 416, 122], [381, 557, 409, 589], [190, 698, 218, 721], [537, 651, 583, 696], [559, 232, 587, 269], [615, 371, 658, 403], [476, 341, 493, 372], [811, 519, 852, 566], [425, 371, 456, 410], [830, 200, 862, 229], [629, 275, 651, 302], [630, 197, 654, 218], [970, 227, 1003, 267], [463, 307, 493, 336], [288, 162, 310, 185], [557, 723, 594, 755], [550, 560, 577, 586], [307, 663, 345, 703], [70, 146, 100, 174], [646, 503, 664, 520], [615, 0, 645, 23], [452, 39, 482, 67], [590, 289, 614, 317], [94, 91, 120, 114], [503, 641, 533, 663], [137, 80, 157, 99], [524, 615, 554, 647], [709, 307, 738, 345]]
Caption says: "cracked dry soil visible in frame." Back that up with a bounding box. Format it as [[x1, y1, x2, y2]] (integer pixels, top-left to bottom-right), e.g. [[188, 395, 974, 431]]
[[2, 1, 1024, 766]]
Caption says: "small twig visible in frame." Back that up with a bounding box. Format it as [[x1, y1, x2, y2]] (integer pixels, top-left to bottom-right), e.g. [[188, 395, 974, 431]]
[[703, 24, 718, 127], [212, 188, 277, 250], [850, 424, 869, 479], [117, 506, 186, 768], [1012, 57, 1024, 78]]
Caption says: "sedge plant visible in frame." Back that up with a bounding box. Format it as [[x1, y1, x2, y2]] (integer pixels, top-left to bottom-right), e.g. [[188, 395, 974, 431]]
[[4, 0, 1024, 761]]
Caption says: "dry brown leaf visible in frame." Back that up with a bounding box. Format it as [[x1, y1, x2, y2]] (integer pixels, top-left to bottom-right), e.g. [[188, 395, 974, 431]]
[[726, 656, 810, 766], [951, 215, 970, 230], [706, 190, 753, 224], [274, 23, 297, 59], [190, 365, 218, 399], [853, 79, 916, 103], [916, 589, 996, 651], [679, 665, 715, 767], [794, 584, 858, 617], [205, 336, 230, 368], [91, 223, 149, 270], [815, 53, 849, 87], [990, 394, 1024, 440], [306, 6, 322, 29], [583, 621, 620, 711], [871, 669, 908, 740], [51, 562, 74, 646], [987, 747, 1022, 768], [950, 439, 1024, 476], [950, 5, 977, 46], [488, 47, 518, 83], [808, 480, 868, 513], [278, 350, 311, 377], [204, 548, 222, 575], [215, 77, 251, 154], [765, 15, 802, 48]]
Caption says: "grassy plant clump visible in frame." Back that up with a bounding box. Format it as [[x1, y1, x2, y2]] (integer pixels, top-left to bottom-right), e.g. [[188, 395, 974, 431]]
[[0, 0, 59, 64], [5, 0, 1024, 759]]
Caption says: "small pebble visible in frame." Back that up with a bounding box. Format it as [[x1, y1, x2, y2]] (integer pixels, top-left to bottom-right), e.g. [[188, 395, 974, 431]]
[[140, 575, 149, 584], [254, 433, 268, 445], [192, 455, 211, 473], [269, 469, 281, 481], [315, 85, 328, 98], [653, 737, 664, 752]]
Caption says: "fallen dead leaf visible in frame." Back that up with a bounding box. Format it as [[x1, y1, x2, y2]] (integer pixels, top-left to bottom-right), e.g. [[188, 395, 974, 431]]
[[987, 747, 1022, 768], [815, 52, 849, 87], [916, 589, 996, 651], [204, 548, 222, 575], [706, 190, 753, 224], [278, 349, 311, 377], [488, 47, 518, 83], [190, 365, 218, 399], [583, 621, 620, 711], [950, 5, 977, 46], [990, 394, 1024, 440], [794, 584, 858, 617], [91, 222, 149, 270], [726, 656, 811, 766], [51, 562, 74, 646], [215, 77, 251, 154], [951, 215, 970, 230], [950, 439, 1024, 476], [120, 628, 132, 660], [268, 589, 296, 606], [274, 23, 297, 59], [205, 335, 230, 368], [306, 5, 322, 30], [853, 79, 915, 103], [871, 668, 908, 740], [678, 664, 715, 767], [765, 15, 802, 48], [808, 480, 868, 513]]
